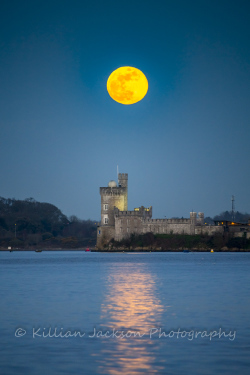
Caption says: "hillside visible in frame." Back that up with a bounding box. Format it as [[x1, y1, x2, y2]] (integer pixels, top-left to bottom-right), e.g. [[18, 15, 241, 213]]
[[0, 197, 97, 249]]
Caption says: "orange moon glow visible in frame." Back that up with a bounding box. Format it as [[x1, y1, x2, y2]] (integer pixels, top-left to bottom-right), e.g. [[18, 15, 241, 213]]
[[107, 66, 148, 105]]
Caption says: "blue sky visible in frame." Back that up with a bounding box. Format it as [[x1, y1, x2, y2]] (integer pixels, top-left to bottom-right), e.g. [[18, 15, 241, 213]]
[[0, 0, 250, 220]]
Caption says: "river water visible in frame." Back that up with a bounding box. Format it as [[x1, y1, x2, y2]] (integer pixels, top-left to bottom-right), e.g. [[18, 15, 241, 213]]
[[0, 251, 250, 375]]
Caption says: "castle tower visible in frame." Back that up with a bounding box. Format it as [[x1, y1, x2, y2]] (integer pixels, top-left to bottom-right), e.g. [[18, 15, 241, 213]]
[[97, 173, 128, 248], [118, 173, 128, 210], [197, 212, 204, 225], [190, 212, 197, 234]]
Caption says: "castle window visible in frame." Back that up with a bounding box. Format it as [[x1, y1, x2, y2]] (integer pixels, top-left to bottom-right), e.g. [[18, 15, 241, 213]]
[[104, 216, 108, 224], [104, 204, 108, 210]]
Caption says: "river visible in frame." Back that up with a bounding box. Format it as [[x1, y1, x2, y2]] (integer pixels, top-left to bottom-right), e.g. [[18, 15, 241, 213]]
[[0, 251, 249, 374]]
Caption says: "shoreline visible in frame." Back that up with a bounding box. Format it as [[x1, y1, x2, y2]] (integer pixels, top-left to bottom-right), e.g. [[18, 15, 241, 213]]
[[1, 248, 250, 252]]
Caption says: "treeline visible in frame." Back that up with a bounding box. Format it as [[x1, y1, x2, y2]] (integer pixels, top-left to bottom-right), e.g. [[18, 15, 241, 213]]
[[205, 211, 250, 224], [0, 197, 98, 249], [109, 232, 250, 251]]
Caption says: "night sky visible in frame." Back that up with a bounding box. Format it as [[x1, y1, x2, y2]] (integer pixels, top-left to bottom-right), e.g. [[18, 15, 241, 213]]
[[1, 0, 250, 220]]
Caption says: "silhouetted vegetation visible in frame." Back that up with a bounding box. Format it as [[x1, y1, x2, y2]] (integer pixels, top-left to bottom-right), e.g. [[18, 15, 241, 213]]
[[0, 197, 98, 249], [213, 211, 250, 223]]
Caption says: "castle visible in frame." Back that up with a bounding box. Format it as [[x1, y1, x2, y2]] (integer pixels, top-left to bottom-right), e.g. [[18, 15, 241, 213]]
[[96, 173, 223, 248]]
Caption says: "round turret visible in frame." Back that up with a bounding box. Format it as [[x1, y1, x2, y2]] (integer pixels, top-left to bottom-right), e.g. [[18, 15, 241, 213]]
[[108, 180, 117, 188]]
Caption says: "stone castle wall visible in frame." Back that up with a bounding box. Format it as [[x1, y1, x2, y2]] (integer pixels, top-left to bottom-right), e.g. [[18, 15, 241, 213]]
[[100, 187, 127, 226], [113, 215, 223, 242], [114, 206, 152, 241], [96, 225, 115, 249], [142, 218, 193, 235], [118, 173, 128, 210], [194, 225, 223, 235]]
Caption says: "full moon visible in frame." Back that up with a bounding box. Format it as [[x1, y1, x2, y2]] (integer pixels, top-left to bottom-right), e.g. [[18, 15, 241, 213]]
[[107, 66, 148, 105]]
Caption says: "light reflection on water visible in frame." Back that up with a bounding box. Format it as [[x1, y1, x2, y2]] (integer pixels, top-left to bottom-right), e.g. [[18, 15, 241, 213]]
[[97, 264, 165, 374], [101, 269, 164, 330]]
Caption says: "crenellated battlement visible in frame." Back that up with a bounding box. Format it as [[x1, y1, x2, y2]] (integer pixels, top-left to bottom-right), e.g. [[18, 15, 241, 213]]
[[118, 173, 128, 189], [118, 173, 128, 179], [114, 206, 152, 218], [145, 218, 190, 224], [115, 210, 141, 216], [100, 187, 126, 196]]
